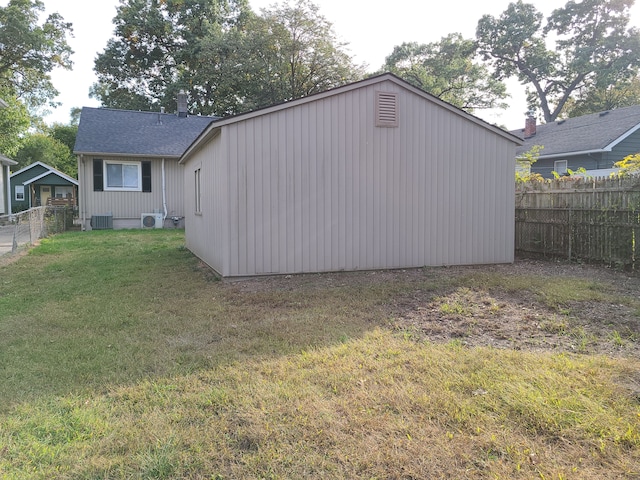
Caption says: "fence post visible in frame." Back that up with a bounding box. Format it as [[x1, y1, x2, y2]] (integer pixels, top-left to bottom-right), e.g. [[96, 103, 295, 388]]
[[567, 206, 572, 261]]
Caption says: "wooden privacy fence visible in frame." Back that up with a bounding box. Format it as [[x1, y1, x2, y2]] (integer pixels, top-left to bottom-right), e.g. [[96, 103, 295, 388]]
[[515, 176, 640, 269]]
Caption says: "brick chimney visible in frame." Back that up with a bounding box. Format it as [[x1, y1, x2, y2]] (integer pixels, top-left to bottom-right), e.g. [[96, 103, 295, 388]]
[[177, 90, 188, 118], [524, 111, 536, 138]]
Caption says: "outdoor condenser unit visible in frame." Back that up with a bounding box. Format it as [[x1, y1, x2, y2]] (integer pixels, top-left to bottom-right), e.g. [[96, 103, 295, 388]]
[[90, 214, 113, 230], [141, 213, 164, 229]]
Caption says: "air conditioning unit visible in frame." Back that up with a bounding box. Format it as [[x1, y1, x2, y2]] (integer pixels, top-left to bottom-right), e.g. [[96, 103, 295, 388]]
[[141, 213, 164, 229], [91, 214, 113, 230]]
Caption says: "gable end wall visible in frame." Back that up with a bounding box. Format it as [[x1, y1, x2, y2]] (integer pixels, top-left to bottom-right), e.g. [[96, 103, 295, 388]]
[[186, 80, 516, 276]]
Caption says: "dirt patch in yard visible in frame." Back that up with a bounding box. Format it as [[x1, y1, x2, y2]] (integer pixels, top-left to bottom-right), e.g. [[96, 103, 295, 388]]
[[392, 260, 640, 359], [225, 257, 640, 359]]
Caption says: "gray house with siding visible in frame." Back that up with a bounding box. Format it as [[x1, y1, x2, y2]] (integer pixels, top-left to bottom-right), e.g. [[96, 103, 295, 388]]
[[74, 100, 215, 230], [512, 106, 640, 178], [0, 99, 15, 215], [180, 73, 523, 277], [0, 154, 17, 215]]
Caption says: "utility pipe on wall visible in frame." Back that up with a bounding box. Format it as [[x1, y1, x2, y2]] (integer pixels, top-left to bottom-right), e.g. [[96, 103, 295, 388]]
[[162, 158, 167, 220]]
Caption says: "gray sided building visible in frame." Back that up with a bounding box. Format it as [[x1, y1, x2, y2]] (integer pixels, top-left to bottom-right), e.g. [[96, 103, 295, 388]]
[[512, 106, 640, 178], [74, 103, 215, 230], [180, 74, 523, 277]]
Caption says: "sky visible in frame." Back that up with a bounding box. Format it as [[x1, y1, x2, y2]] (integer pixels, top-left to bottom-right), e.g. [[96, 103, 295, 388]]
[[32, 0, 640, 130]]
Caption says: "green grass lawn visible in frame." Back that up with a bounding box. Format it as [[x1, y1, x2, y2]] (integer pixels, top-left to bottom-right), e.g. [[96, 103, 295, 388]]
[[0, 230, 638, 479]]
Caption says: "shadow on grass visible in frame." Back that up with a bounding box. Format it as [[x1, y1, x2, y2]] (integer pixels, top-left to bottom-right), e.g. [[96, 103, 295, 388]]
[[0, 229, 437, 411]]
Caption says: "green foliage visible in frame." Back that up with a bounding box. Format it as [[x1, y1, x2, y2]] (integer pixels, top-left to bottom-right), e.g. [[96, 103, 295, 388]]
[[91, 0, 363, 116], [380, 34, 508, 112], [91, 0, 251, 114], [476, 0, 640, 122], [224, 0, 364, 111], [614, 152, 640, 175], [565, 75, 640, 117], [49, 123, 78, 153], [515, 144, 544, 183], [0, 0, 73, 110], [551, 166, 588, 180], [13, 132, 76, 177], [0, 90, 30, 156]]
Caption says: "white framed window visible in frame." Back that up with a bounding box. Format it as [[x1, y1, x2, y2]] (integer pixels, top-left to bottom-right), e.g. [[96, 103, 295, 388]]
[[55, 186, 74, 198], [15, 185, 24, 201], [554, 160, 568, 176], [104, 161, 142, 191], [194, 167, 202, 214]]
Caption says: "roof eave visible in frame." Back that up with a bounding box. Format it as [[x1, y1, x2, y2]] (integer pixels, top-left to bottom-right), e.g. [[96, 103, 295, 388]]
[[23, 170, 79, 186], [0, 154, 17, 166], [74, 151, 181, 159], [536, 148, 609, 160]]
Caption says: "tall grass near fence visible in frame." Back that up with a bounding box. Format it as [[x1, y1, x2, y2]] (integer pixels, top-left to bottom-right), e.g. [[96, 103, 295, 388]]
[[516, 175, 640, 269]]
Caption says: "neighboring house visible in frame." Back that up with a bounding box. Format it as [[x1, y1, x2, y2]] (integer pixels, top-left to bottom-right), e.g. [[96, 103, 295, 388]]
[[180, 73, 523, 278], [0, 154, 17, 215], [0, 99, 14, 215], [512, 106, 640, 178], [73, 95, 215, 230], [10, 161, 78, 212]]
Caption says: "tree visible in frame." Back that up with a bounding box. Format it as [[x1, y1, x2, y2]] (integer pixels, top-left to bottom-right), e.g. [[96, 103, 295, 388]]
[[564, 75, 640, 117], [0, 90, 30, 156], [13, 132, 76, 176], [476, 0, 640, 122], [92, 0, 363, 116], [0, 0, 73, 109], [195, 0, 363, 114], [380, 34, 507, 112], [91, 0, 252, 115], [240, 1, 363, 107], [49, 123, 77, 154]]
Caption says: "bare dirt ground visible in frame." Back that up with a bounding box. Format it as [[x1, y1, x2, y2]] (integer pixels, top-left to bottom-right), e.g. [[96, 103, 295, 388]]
[[390, 259, 640, 358], [230, 257, 640, 359]]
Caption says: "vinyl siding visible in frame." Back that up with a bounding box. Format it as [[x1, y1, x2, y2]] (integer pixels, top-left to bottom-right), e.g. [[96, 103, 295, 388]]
[[607, 129, 640, 164], [184, 132, 229, 275], [186, 79, 516, 276], [78, 155, 184, 229], [532, 130, 640, 178]]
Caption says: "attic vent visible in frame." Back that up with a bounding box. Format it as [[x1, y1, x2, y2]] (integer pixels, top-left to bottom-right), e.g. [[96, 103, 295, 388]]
[[599, 111, 610, 117], [375, 91, 398, 127]]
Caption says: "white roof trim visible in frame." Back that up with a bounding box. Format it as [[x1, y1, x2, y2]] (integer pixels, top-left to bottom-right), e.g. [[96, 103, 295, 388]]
[[603, 122, 640, 151], [10, 160, 52, 177], [181, 73, 523, 163], [538, 149, 608, 160], [11, 161, 78, 185], [0, 154, 17, 166], [23, 169, 78, 186]]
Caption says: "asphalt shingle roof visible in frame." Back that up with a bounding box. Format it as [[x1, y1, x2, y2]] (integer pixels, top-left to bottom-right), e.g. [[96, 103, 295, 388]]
[[73, 107, 216, 157], [511, 105, 640, 157]]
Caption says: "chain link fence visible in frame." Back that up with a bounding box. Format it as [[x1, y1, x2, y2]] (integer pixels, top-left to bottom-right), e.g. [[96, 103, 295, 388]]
[[0, 206, 76, 257]]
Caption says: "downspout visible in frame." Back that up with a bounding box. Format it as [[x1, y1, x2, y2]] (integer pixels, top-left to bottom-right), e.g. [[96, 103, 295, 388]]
[[5, 164, 11, 215], [162, 158, 167, 220], [79, 155, 85, 230]]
